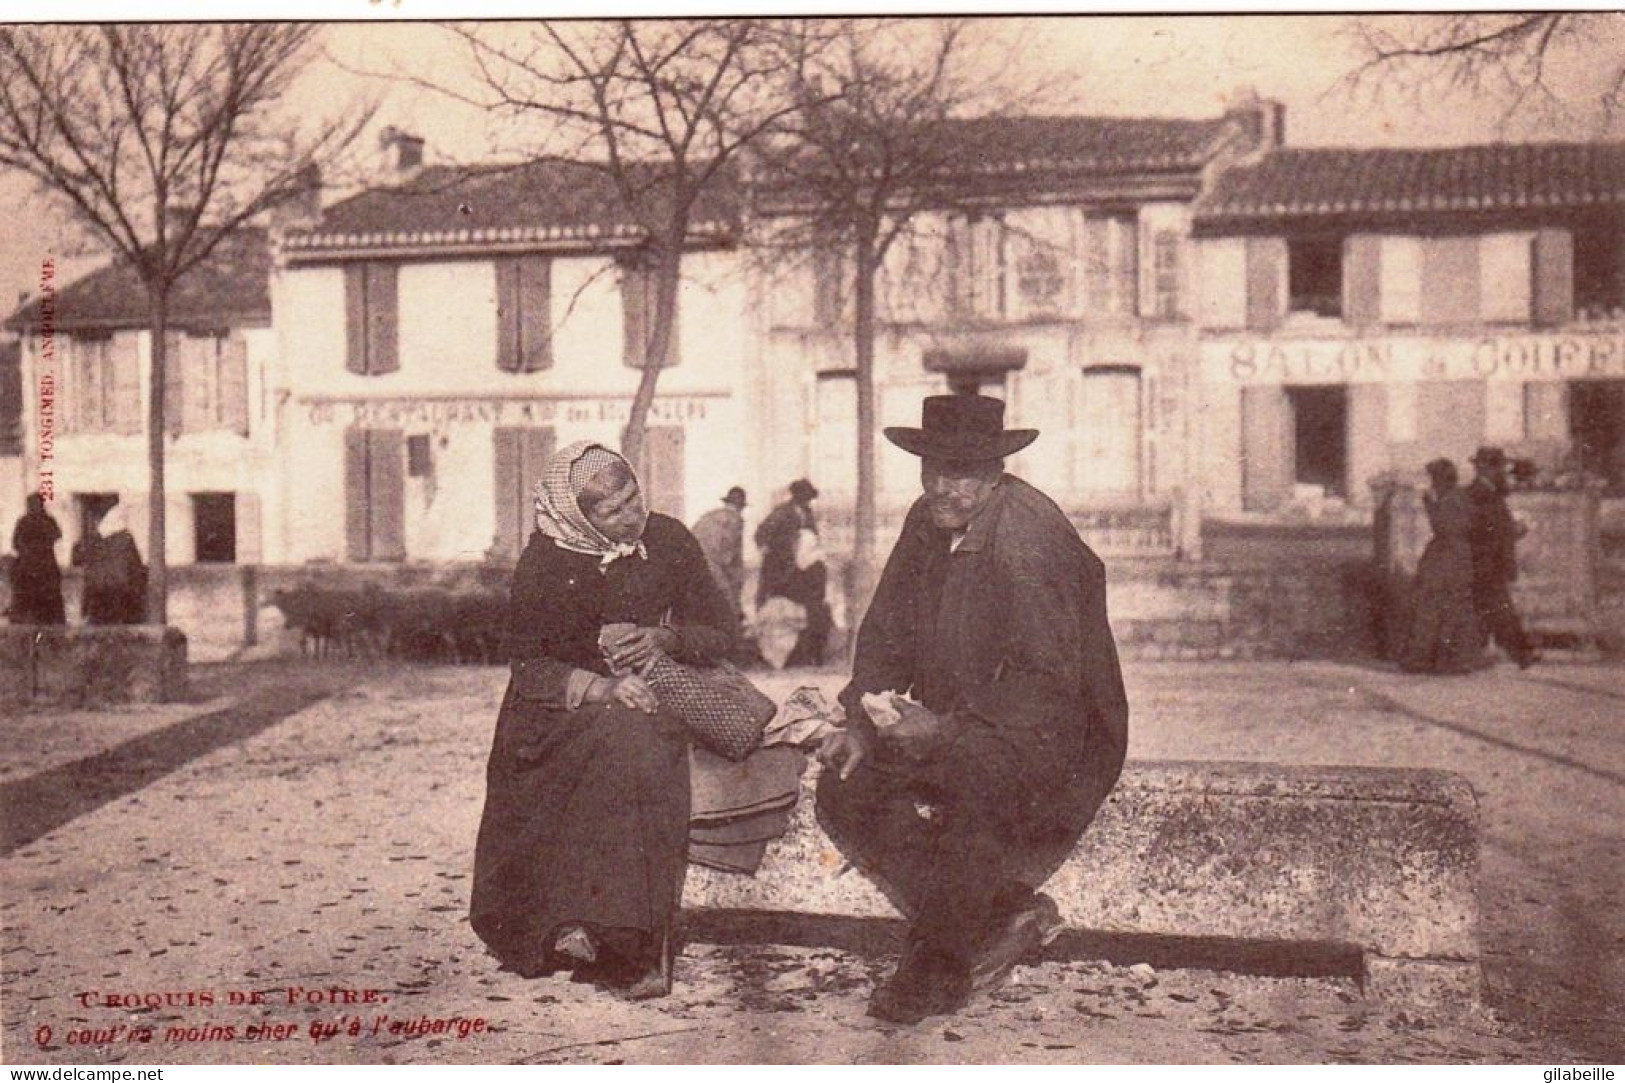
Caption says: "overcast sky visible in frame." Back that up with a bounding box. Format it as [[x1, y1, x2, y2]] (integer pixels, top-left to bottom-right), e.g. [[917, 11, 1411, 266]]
[[3, 14, 1618, 315]]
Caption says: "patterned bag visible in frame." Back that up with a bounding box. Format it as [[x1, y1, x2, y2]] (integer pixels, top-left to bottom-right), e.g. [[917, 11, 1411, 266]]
[[642, 655, 777, 761]]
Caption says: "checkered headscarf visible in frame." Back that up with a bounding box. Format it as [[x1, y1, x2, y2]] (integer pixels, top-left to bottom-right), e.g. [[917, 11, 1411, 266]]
[[533, 440, 648, 568]]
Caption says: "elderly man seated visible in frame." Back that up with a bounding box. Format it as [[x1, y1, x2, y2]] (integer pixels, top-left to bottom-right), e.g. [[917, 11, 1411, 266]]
[[817, 394, 1130, 1024]]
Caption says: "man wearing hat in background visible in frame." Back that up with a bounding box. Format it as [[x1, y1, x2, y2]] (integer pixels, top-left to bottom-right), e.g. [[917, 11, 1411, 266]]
[[755, 477, 831, 667], [1467, 446, 1539, 668], [692, 486, 749, 632], [816, 394, 1129, 1024]]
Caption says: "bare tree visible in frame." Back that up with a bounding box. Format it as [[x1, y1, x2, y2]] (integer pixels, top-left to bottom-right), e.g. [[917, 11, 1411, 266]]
[[1346, 13, 1625, 130], [440, 20, 808, 468], [756, 18, 1048, 608], [0, 24, 371, 622]]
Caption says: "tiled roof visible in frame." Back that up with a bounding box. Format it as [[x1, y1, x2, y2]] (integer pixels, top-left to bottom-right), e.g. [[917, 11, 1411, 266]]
[[4, 228, 271, 334], [921, 115, 1237, 176], [285, 158, 742, 258], [1198, 143, 1625, 223]]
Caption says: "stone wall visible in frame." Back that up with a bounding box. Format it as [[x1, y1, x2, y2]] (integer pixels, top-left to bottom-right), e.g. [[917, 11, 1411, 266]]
[[0, 625, 187, 707]]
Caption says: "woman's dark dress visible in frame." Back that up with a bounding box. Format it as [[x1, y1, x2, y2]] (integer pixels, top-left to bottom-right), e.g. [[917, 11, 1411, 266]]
[[9, 509, 65, 625], [470, 513, 735, 976], [84, 531, 147, 625], [1400, 488, 1483, 674]]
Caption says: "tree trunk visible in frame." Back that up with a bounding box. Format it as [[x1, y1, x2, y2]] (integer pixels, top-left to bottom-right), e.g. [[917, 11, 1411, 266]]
[[622, 237, 682, 470], [146, 284, 168, 625], [851, 218, 880, 628]]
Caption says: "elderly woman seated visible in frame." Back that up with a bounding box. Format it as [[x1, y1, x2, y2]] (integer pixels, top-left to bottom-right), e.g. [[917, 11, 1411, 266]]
[[469, 441, 735, 999]]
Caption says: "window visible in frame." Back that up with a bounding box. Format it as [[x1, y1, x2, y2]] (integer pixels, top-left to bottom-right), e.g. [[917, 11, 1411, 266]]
[[191, 493, 236, 564], [73, 493, 119, 564], [493, 427, 554, 560], [813, 243, 851, 328], [1571, 379, 1625, 493], [344, 429, 405, 561], [1079, 366, 1141, 498], [621, 257, 681, 369], [344, 263, 399, 375], [947, 214, 1008, 322], [406, 434, 432, 477], [495, 256, 552, 372], [1149, 231, 1182, 319], [1082, 214, 1137, 320], [1288, 238, 1343, 318], [1574, 223, 1625, 320], [1287, 385, 1349, 497], [69, 334, 140, 434], [163, 331, 248, 435]]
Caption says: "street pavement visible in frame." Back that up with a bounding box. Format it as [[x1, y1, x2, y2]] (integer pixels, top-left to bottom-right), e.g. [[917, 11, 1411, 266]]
[[1, 655, 1621, 1065]]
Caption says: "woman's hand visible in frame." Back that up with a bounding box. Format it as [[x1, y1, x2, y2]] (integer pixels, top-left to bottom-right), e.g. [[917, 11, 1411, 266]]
[[604, 626, 679, 672], [588, 674, 660, 714]]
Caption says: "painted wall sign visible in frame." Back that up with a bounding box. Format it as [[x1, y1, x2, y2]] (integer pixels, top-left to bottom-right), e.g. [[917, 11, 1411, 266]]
[[1203, 329, 1625, 386], [302, 396, 717, 428]]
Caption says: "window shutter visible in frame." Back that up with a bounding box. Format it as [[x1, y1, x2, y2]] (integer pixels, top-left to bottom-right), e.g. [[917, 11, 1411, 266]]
[[1344, 235, 1383, 329], [0, 346, 20, 456], [1347, 383, 1389, 504], [344, 265, 368, 375], [1379, 236, 1422, 326], [494, 257, 521, 373], [184, 335, 214, 433], [1241, 384, 1293, 511], [1479, 232, 1533, 324], [640, 426, 686, 521], [518, 256, 553, 372], [219, 332, 249, 436], [236, 490, 262, 565], [1198, 238, 1248, 330], [492, 427, 521, 561], [814, 244, 843, 327], [111, 334, 142, 436], [344, 429, 370, 561], [1532, 228, 1574, 328], [366, 264, 400, 375], [621, 260, 647, 368], [1245, 237, 1285, 331], [368, 428, 406, 561], [1420, 236, 1481, 327], [520, 427, 555, 549]]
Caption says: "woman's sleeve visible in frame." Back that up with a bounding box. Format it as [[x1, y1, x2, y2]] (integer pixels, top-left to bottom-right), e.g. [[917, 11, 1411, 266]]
[[666, 524, 736, 665], [503, 540, 588, 708]]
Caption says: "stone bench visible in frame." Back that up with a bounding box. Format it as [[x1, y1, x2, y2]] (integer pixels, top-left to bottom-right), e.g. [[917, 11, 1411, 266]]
[[0, 625, 188, 707], [684, 759, 1481, 1011]]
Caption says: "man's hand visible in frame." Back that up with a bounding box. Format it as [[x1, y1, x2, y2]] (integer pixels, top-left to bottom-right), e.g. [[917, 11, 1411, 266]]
[[878, 700, 945, 754], [605, 626, 679, 672], [817, 727, 872, 781]]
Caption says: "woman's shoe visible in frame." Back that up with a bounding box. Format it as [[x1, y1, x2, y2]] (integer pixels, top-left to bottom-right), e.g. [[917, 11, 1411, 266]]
[[552, 925, 598, 966]]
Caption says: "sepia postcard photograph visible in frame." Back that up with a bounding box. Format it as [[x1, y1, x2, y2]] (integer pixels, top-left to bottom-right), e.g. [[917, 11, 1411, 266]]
[[0, 8, 1622, 1068]]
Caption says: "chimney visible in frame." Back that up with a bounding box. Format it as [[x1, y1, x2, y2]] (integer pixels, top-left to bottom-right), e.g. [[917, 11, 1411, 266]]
[[1224, 86, 1285, 152], [379, 126, 426, 177]]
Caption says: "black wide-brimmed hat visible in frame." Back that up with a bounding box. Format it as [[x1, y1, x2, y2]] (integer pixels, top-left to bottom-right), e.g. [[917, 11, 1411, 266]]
[[1471, 446, 1508, 470], [884, 394, 1038, 463], [722, 486, 747, 508], [789, 478, 818, 502]]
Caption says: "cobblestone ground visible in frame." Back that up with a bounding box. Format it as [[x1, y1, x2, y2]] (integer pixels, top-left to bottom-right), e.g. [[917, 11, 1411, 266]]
[[1, 657, 1620, 1064]]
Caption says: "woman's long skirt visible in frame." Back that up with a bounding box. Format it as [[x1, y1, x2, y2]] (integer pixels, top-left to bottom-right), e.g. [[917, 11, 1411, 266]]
[[1399, 538, 1484, 675], [470, 693, 691, 976]]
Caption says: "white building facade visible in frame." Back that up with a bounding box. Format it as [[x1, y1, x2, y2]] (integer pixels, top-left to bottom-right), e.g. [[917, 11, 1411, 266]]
[[271, 157, 759, 565]]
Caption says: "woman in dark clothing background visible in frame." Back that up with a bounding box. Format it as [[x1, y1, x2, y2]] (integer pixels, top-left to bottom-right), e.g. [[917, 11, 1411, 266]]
[[1399, 459, 1483, 674], [469, 441, 735, 999], [83, 503, 147, 625], [8, 492, 65, 625]]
